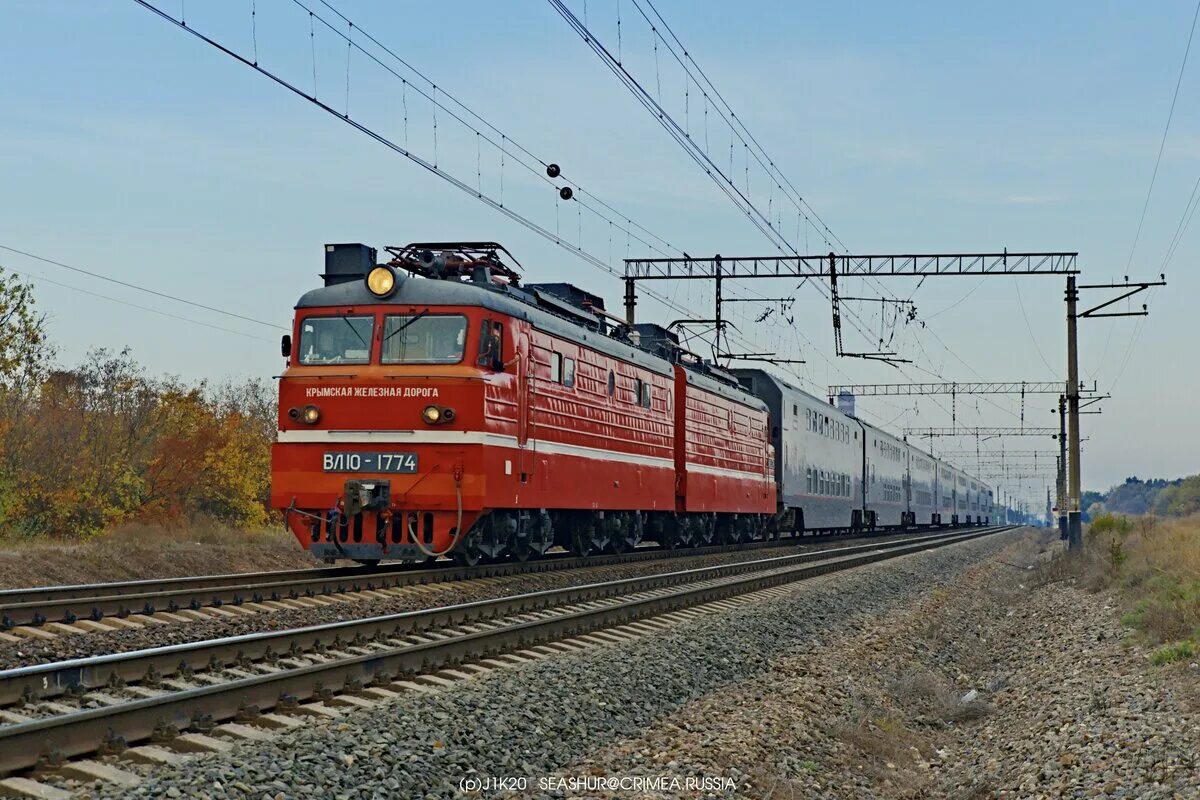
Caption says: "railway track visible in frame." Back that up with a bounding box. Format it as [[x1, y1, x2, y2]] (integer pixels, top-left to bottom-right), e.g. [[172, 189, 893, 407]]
[[0, 526, 990, 633], [0, 525, 1016, 779]]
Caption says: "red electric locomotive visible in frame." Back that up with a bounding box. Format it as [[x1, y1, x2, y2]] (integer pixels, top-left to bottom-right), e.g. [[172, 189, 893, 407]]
[[271, 242, 775, 565]]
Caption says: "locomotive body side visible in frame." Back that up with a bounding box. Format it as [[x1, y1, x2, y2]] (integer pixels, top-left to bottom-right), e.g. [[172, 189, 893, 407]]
[[271, 272, 680, 563], [673, 367, 775, 525]]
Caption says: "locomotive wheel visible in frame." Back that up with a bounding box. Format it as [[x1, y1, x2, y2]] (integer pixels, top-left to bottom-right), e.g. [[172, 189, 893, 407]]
[[604, 512, 643, 553], [673, 518, 694, 549], [452, 528, 486, 567], [568, 527, 593, 557], [510, 510, 555, 561], [475, 514, 511, 561], [658, 523, 680, 549], [715, 515, 744, 545], [452, 547, 482, 568], [510, 539, 536, 561]]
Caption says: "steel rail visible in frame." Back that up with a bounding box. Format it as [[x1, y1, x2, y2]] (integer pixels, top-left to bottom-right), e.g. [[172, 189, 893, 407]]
[[0, 527, 1004, 706], [0, 526, 988, 629], [0, 526, 1016, 774]]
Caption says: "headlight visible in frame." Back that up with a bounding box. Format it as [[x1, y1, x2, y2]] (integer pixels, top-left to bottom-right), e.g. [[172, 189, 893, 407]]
[[301, 405, 321, 425], [421, 405, 442, 425], [366, 266, 397, 298]]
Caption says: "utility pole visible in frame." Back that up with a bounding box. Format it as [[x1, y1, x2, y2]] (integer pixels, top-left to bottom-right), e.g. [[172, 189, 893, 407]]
[[1065, 274, 1166, 550], [1056, 394, 1067, 540], [1065, 277, 1083, 549]]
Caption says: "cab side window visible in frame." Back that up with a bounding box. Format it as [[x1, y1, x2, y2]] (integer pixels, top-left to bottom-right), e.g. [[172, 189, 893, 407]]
[[477, 319, 504, 370]]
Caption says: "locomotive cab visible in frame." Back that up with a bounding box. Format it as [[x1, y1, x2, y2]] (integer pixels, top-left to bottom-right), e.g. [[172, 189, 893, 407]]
[[270, 243, 523, 564]]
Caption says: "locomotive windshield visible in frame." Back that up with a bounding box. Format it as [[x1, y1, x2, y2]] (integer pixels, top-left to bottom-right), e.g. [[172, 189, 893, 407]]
[[298, 315, 374, 365], [381, 314, 467, 364]]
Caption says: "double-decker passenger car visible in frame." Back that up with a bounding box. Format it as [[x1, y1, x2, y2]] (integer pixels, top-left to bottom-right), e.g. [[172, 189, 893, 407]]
[[730, 369, 993, 535]]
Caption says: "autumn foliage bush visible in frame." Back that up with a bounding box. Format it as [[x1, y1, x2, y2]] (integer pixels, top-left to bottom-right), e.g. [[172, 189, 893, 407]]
[[0, 269, 276, 539], [0, 348, 276, 538]]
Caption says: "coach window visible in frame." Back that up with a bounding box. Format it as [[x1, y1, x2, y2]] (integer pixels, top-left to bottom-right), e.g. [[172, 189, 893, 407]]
[[551, 352, 564, 383], [806, 467, 813, 493], [607, 369, 616, 396], [641, 382, 652, 409], [793, 404, 798, 416], [563, 357, 576, 388], [634, 377, 645, 405]]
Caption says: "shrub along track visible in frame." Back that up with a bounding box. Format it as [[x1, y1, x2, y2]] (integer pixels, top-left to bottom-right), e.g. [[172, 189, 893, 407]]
[[0, 527, 1014, 787]]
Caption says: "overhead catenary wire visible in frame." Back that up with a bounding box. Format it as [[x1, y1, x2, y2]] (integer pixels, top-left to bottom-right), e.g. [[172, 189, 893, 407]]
[[0, 244, 286, 331], [1123, 0, 1200, 275], [552, 0, 995, 376], [1013, 279, 1056, 375], [1090, 0, 1197, 383], [548, 0, 906, 357], [303, 0, 681, 263], [129, 0, 783, 367], [0, 259, 274, 343]]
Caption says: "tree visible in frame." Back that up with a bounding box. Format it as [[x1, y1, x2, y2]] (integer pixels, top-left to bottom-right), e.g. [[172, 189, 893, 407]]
[[0, 270, 52, 389], [1104, 477, 1174, 516], [1152, 476, 1200, 517]]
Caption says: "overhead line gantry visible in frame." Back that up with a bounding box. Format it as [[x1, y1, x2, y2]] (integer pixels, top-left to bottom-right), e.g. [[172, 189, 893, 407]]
[[903, 427, 1058, 437]]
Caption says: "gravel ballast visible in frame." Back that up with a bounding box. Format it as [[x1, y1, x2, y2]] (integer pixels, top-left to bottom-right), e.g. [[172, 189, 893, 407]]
[[79, 528, 1023, 799], [534, 529, 1200, 798]]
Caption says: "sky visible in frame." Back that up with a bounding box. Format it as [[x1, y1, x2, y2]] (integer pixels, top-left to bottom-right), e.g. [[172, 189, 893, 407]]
[[1, 1, 1198, 509]]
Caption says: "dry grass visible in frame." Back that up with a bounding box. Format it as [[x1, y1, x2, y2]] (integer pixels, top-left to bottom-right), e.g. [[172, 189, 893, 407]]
[[888, 670, 992, 726], [0, 518, 316, 589], [1040, 513, 1200, 659], [830, 704, 924, 767]]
